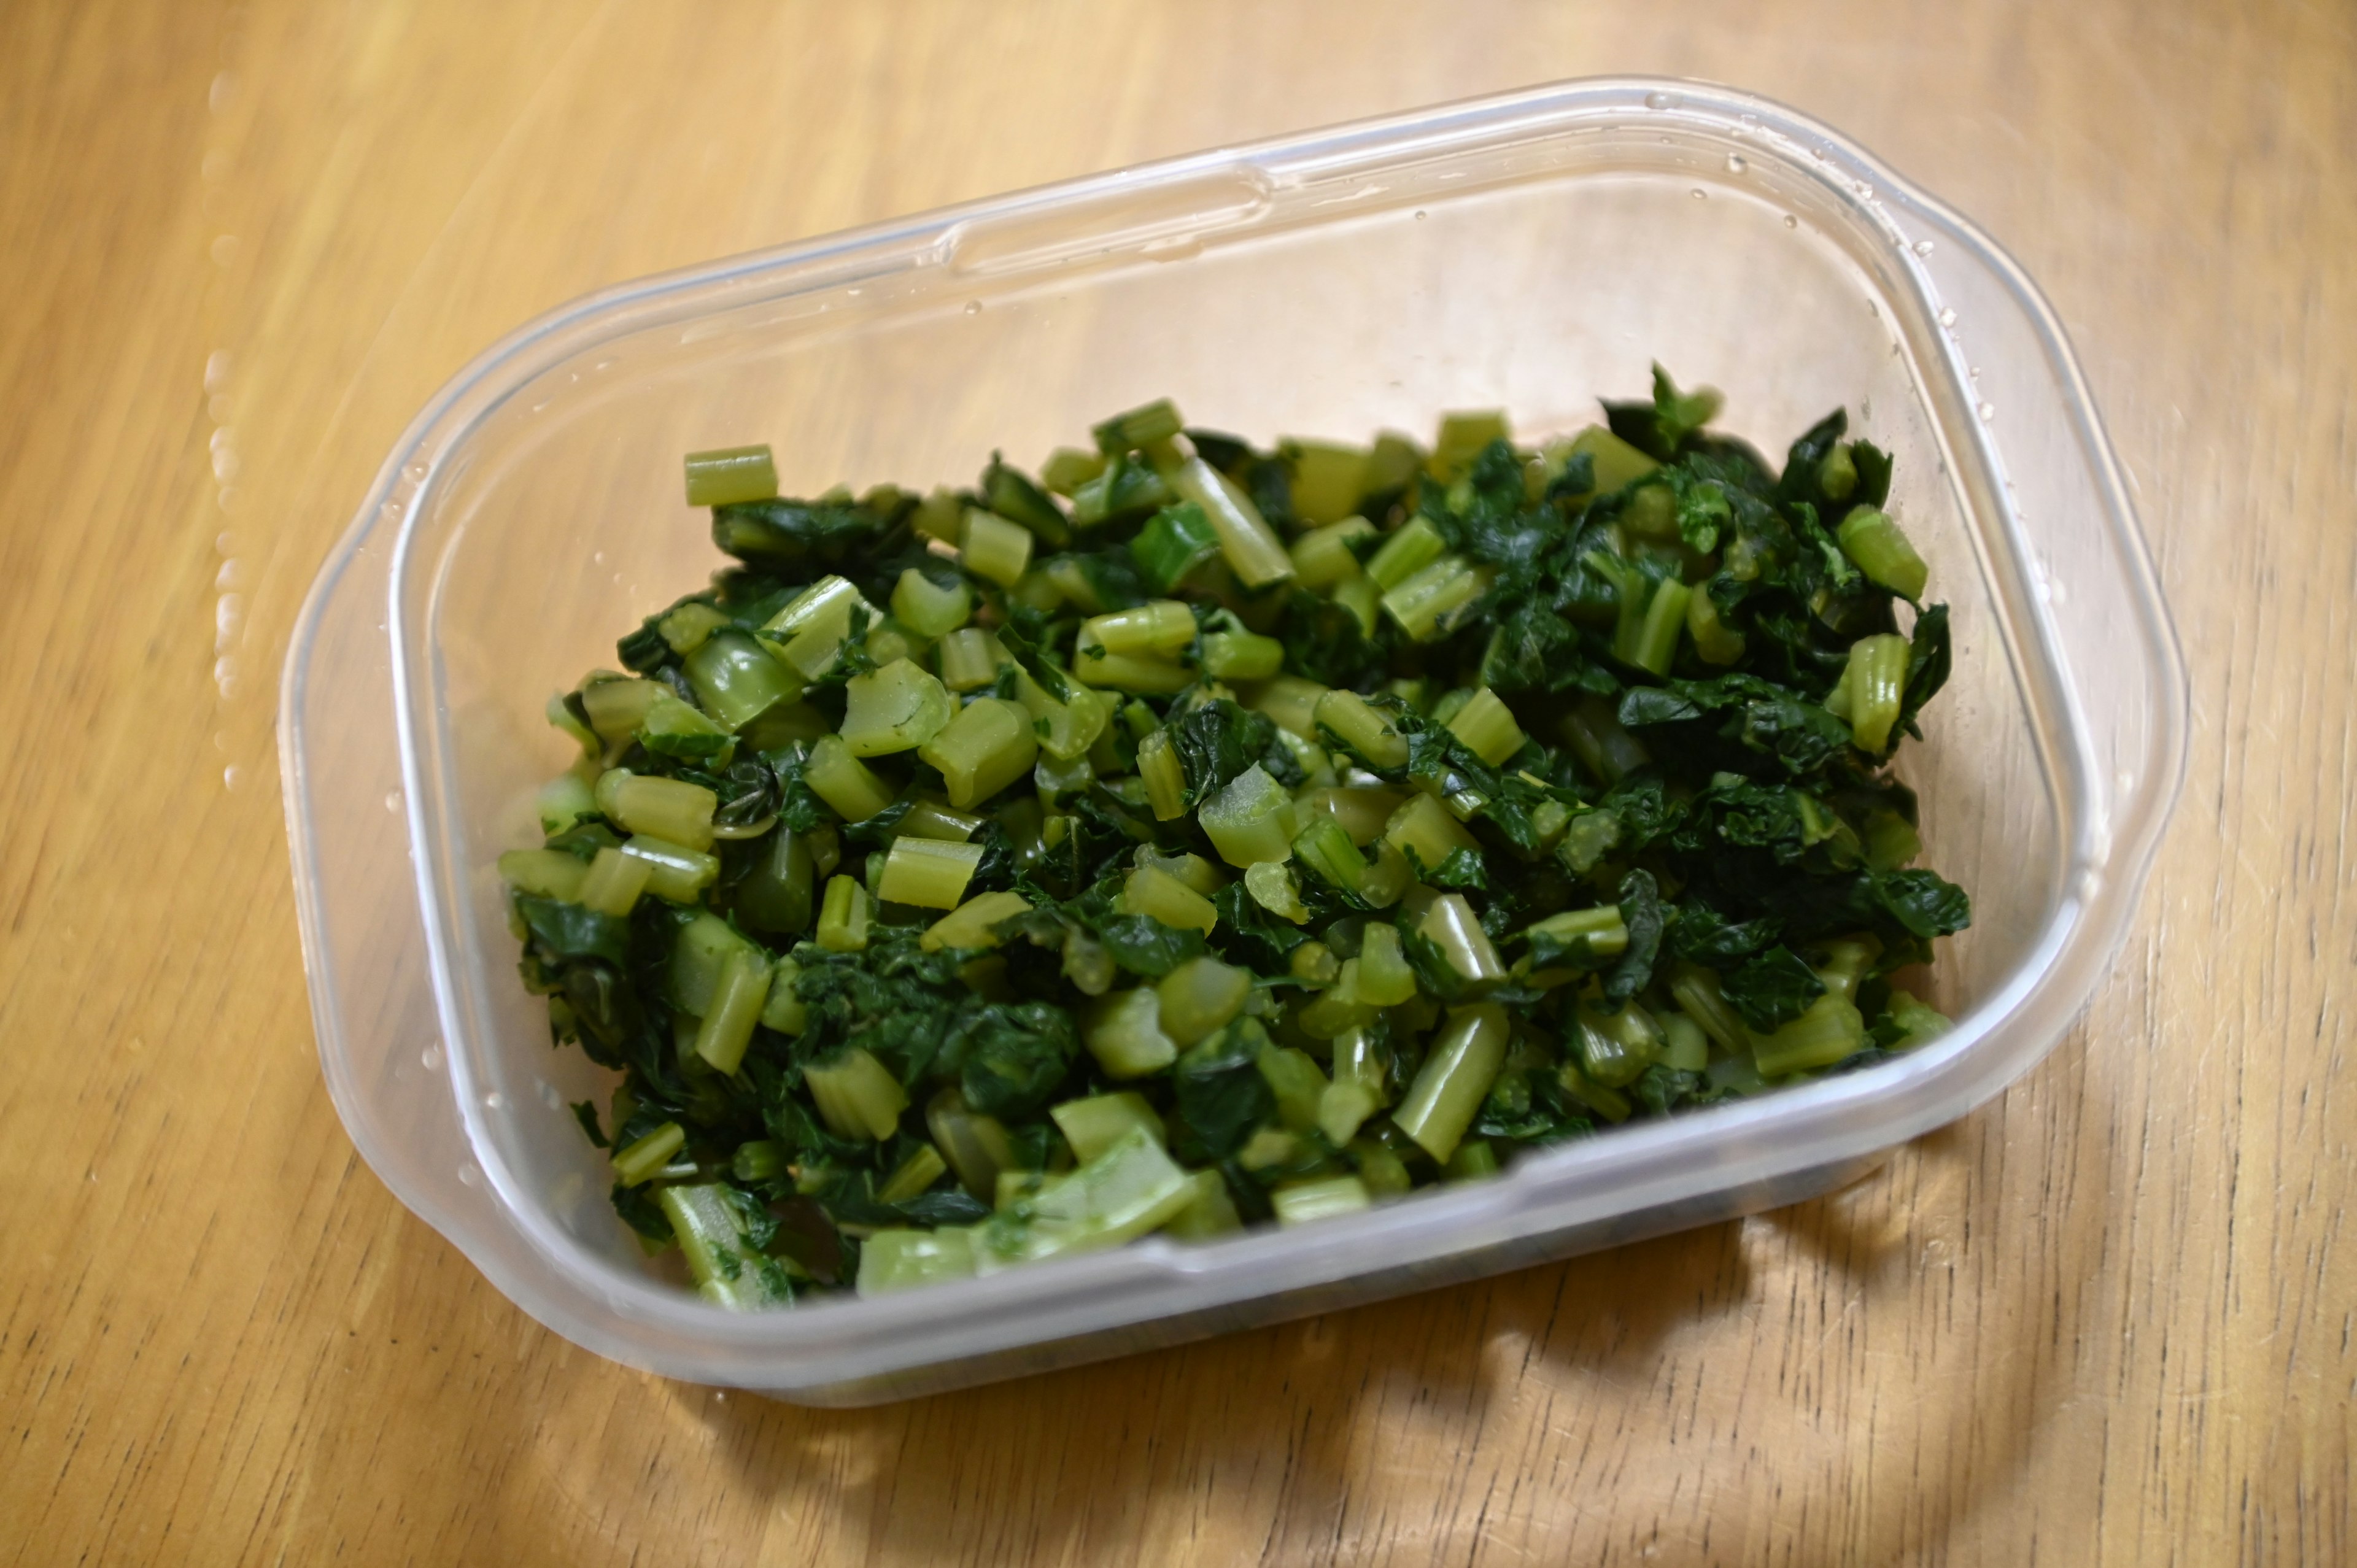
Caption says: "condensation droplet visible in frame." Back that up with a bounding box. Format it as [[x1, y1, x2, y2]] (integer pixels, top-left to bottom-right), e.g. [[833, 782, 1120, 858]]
[[215, 530, 238, 554], [458, 1164, 479, 1187], [961, 299, 981, 315], [404, 462, 428, 483], [484, 1092, 506, 1111], [222, 765, 242, 790], [211, 446, 241, 482], [1938, 307, 1957, 328], [216, 486, 239, 512], [1783, 215, 1799, 230], [209, 70, 236, 112], [1412, 209, 1426, 220], [1856, 184, 1874, 199], [1644, 90, 1674, 110], [1725, 153, 1747, 174], [1977, 402, 1995, 422], [1913, 239, 1935, 257], [1690, 188, 1706, 200], [204, 350, 234, 392], [422, 1043, 443, 1071], [385, 789, 404, 813], [591, 550, 606, 566], [214, 654, 239, 696]]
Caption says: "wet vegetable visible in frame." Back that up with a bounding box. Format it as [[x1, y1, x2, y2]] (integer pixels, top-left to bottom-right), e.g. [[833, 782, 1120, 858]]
[[505, 368, 1968, 1308]]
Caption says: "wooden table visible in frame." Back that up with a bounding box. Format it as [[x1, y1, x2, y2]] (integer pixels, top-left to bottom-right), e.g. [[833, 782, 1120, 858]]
[[4, 1, 2349, 1561]]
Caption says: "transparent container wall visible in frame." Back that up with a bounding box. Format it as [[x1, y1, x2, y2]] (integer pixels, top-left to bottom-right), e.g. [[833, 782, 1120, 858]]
[[411, 133, 2058, 1285]]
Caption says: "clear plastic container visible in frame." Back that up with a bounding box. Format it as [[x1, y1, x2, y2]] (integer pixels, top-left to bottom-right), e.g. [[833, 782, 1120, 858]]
[[281, 77, 2184, 1405]]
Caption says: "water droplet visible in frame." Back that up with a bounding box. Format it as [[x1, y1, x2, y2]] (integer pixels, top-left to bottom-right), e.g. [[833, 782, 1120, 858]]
[[204, 350, 234, 392], [591, 550, 606, 565], [384, 789, 403, 813], [421, 1043, 443, 1071], [1856, 183, 1875, 200], [214, 558, 242, 590], [1977, 402, 1995, 422], [211, 446, 240, 482], [1644, 90, 1674, 110], [215, 486, 238, 512], [1938, 307, 1957, 328], [404, 462, 428, 483], [222, 765, 241, 790], [214, 654, 239, 696], [1725, 153, 1747, 174], [1690, 188, 1706, 201], [1412, 209, 1426, 220], [1783, 215, 1798, 230], [961, 299, 981, 315], [484, 1092, 505, 1111], [1913, 239, 1935, 257], [1969, 365, 1981, 380], [378, 499, 403, 521], [208, 70, 236, 112], [215, 530, 239, 555], [458, 1163, 479, 1187], [1811, 144, 1828, 160]]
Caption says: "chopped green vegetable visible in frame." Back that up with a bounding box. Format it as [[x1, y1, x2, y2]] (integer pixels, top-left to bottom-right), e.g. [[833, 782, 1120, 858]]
[[501, 380, 1972, 1309]]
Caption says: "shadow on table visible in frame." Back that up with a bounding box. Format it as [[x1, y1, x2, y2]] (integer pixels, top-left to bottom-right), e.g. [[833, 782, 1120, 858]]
[[667, 1119, 2070, 1566]]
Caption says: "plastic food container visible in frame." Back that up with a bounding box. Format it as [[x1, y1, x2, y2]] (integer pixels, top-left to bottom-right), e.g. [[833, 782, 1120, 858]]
[[282, 77, 2185, 1405]]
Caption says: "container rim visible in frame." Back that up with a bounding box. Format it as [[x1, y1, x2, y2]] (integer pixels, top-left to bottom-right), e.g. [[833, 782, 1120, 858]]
[[285, 73, 2187, 1386]]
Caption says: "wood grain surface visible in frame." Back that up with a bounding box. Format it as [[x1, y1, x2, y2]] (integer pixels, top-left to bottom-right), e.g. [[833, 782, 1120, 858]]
[[2, 1, 2350, 1562]]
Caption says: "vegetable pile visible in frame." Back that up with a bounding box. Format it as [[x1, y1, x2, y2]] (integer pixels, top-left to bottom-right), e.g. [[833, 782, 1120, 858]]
[[500, 369, 1968, 1308]]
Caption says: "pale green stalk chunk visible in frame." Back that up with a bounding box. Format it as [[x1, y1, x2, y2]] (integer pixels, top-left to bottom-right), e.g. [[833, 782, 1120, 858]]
[[683, 445, 778, 507], [611, 1121, 684, 1187], [597, 771, 718, 849], [1155, 957, 1251, 1046], [802, 734, 896, 821], [1197, 763, 1296, 867], [1050, 1092, 1167, 1163], [1083, 600, 1198, 656], [1840, 633, 1911, 751], [804, 1047, 908, 1140], [856, 1228, 977, 1296], [657, 1183, 794, 1308], [1391, 1003, 1509, 1163], [1445, 688, 1527, 766], [576, 846, 652, 916], [1119, 864, 1218, 935], [1272, 1175, 1372, 1227], [499, 848, 588, 902], [816, 874, 873, 951], [1169, 455, 1294, 589], [621, 835, 720, 902], [693, 948, 773, 1074], [919, 697, 1038, 809], [1137, 729, 1187, 820], [1750, 992, 1867, 1077], [890, 568, 972, 639], [920, 890, 1032, 952], [1282, 440, 1371, 525], [1083, 989, 1178, 1078], [1836, 506, 1930, 600], [1161, 1170, 1243, 1240], [972, 1126, 1198, 1269], [840, 658, 953, 757], [877, 836, 985, 910], [960, 507, 1034, 587], [1289, 516, 1375, 589], [685, 631, 797, 731], [937, 627, 1008, 691], [1314, 689, 1409, 769]]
